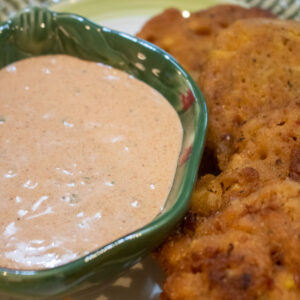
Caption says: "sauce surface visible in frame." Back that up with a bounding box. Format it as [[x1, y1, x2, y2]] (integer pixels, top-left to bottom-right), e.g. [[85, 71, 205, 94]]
[[0, 55, 182, 270]]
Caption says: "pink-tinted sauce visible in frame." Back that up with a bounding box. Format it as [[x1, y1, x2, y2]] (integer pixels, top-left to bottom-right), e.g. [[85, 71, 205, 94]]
[[0, 55, 183, 270]]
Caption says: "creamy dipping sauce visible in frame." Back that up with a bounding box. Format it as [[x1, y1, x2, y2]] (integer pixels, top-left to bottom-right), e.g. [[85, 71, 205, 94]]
[[0, 55, 182, 270]]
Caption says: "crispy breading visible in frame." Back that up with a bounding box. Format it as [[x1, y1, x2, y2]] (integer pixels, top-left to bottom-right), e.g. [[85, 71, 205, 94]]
[[157, 105, 300, 299], [191, 103, 300, 216], [229, 103, 300, 181], [139, 6, 300, 300], [137, 5, 274, 81], [191, 166, 259, 217], [159, 179, 300, 300], [199, 19, 300, 170]]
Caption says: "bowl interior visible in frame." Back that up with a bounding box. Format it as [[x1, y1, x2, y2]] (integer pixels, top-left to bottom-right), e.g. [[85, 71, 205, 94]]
[[0, 7, 206, 299]]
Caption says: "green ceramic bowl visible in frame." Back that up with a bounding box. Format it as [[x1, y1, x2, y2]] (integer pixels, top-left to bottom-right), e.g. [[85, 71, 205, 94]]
[[0, 7, 207, 299]]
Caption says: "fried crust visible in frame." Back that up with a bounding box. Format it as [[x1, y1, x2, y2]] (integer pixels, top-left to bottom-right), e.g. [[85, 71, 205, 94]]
[[159, 179, 300, 300], [230, 103, 300, 181], [157, 105, 300, 299], [191, 103, 300, 218], [198, 19, 300, 170], [140, 6, 300, 300], [137, 5, 274, 81]]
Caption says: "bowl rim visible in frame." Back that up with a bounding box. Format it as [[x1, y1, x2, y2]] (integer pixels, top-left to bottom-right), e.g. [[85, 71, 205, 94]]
[[0, 7, 207, 279]]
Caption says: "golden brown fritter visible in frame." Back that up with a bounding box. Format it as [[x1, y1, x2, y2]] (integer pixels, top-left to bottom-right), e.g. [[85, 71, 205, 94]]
[[191, 166, 259, 217], [137, 5, 274, 81], [191, 103, 300, 216], [229, 102, 300, 180], [157, 105, 300, 299], [159, 179, 300, 300], [199, 19, 300, 170], [140, 6, 300, 300]]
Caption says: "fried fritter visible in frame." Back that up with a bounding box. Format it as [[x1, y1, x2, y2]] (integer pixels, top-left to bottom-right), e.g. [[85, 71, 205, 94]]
[[159, 179, 300, 300], [141, 6, 300, 300], [157, 104, 300, 299], [191, 166, 259, 217], [191, 103, 300, 216], [229, 102, 300, 181], [199, 19, 300, 170], [137, 5, 274, 81]]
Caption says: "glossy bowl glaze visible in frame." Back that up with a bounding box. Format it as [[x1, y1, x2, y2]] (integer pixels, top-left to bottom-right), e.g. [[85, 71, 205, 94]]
[[0, 7, 207, 299]]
